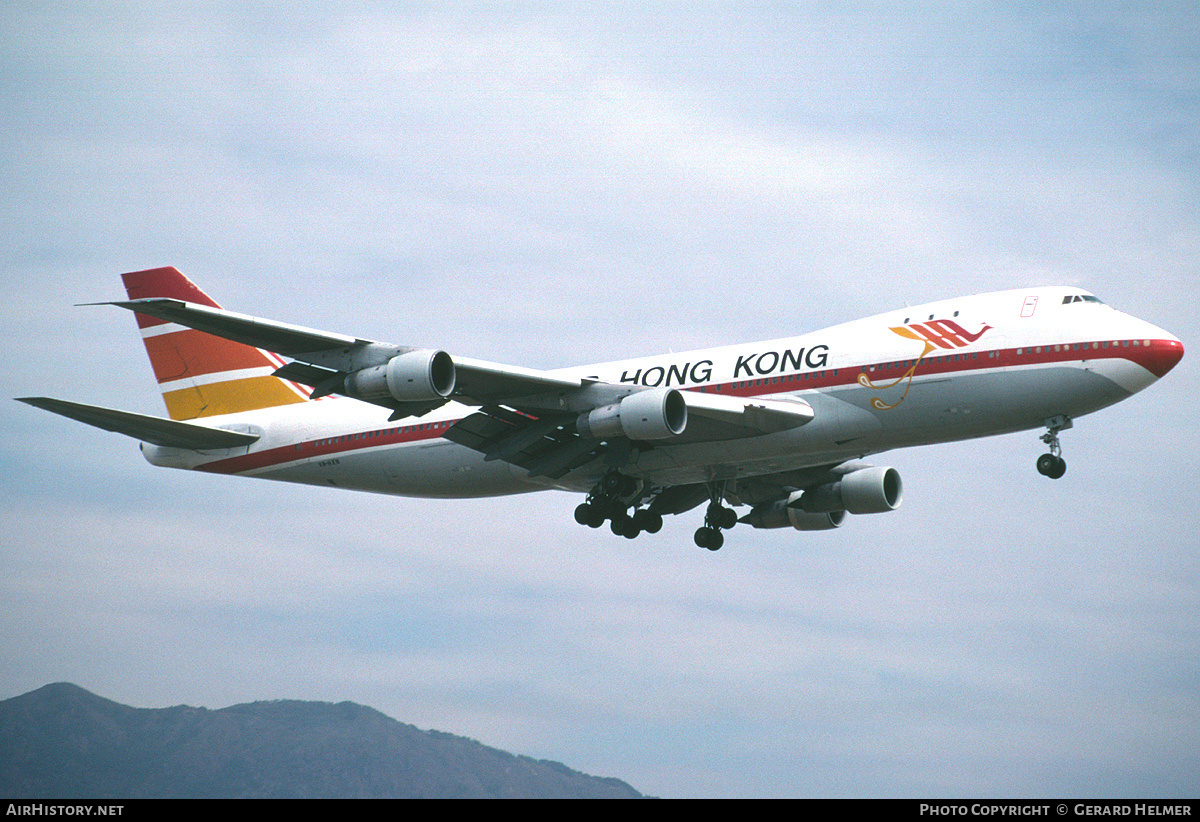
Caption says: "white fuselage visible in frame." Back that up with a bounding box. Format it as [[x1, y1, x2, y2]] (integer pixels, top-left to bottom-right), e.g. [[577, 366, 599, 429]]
[[140, 286, 1182, 498]]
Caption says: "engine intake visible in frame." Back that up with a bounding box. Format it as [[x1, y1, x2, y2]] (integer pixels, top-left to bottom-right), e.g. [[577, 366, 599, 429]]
[[343, 349, 456, 403], [577, 388, 688, 440]]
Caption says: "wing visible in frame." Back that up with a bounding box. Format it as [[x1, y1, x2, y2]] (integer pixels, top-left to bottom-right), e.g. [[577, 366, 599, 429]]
[[107, 298, 585, 413], [443, 392, 814, 479], [105, 297, 814, 475], [16, 397, 260, 449]]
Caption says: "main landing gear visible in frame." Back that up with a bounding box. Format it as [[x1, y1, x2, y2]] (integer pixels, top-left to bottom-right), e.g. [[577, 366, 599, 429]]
[[694, 484, 738, 551], [1036, 415, 1071, 479], [574, 471, 738, 548], [574, 471, 663, 539]]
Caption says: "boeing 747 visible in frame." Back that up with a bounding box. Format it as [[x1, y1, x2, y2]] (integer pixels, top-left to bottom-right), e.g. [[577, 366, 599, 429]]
[[18, 267, 1184, 549]]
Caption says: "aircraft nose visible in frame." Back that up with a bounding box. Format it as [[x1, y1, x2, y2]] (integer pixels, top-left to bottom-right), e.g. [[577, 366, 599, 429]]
[[1101, 320, 1183, 395], [1146, 336, 1184, 378]]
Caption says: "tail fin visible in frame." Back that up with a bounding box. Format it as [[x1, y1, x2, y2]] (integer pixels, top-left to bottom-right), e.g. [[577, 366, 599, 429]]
[[122, 267, 311, 420]]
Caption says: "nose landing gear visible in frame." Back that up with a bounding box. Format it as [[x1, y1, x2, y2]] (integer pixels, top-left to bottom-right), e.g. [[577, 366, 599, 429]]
[[1036, 415, 1071, 479]]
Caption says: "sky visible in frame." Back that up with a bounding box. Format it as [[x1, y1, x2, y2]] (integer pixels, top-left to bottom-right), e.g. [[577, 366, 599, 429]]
[[2, 2, 1198, 799]]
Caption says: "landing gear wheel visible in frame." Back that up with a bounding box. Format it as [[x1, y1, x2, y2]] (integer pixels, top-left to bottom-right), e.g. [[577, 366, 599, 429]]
[[1036, 453, 1066, 478], [575, 502, 606, 528], [694, 526, 724, 551], [706, 502, 737, 530], [1036, 454, 1057, 476], [610, 513, 633, 537], [1037, 415, 1071, 480], [632, 509, 663, 534]]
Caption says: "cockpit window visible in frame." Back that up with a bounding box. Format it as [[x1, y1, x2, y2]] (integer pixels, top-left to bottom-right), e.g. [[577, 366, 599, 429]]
[[1061, 294, 1105, 305]]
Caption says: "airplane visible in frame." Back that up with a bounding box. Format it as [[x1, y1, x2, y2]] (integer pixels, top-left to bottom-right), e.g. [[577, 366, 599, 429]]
[[18, 267, 1184, 550]]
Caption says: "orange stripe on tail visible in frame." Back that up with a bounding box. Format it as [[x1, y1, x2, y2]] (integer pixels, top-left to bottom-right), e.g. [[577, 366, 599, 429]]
[[122, 267, 310, 420]]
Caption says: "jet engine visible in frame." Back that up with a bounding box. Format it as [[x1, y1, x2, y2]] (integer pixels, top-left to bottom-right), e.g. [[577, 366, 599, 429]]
[[343, 349, 457, 403], [740, 494, 847, 531], [797, 465, 902, 515], [577, 387, 688, 440], [739, 465, 902, 531]]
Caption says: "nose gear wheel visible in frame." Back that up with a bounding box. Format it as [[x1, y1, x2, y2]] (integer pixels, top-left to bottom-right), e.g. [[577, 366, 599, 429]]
[[1036, 415, 1070, 479]]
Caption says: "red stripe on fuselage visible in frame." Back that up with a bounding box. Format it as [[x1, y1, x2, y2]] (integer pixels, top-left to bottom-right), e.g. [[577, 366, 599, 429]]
[[196, 419, 456, 475], [707, 337, 1181, 397], [191, 337, 1180, 475]]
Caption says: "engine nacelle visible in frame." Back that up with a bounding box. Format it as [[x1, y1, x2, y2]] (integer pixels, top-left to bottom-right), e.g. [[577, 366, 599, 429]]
[[577, 388, 688, 440], [798, 465, 902, 515], [343, 349, 456, 403], [741, 493, 846, 531]]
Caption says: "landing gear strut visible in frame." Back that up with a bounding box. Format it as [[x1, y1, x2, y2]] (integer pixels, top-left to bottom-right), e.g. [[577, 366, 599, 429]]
[[1036, 415, 1071, 479], [694, 483, 738, 551]]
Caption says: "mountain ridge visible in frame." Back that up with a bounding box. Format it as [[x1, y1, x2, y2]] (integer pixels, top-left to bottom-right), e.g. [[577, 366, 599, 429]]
[[0, 682, 643, 798]]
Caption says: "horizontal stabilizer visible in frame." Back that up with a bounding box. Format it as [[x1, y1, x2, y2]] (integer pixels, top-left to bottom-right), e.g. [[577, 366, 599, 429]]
[[16, 397, 260, 450]]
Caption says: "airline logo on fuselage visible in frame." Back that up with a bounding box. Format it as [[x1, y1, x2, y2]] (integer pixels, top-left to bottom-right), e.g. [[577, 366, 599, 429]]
[[859, 320, 992, 410], [618, 344, 831, 387], [890, 319, 992, 349]]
